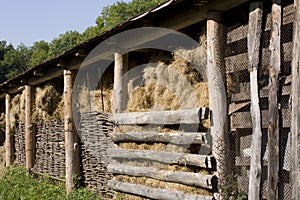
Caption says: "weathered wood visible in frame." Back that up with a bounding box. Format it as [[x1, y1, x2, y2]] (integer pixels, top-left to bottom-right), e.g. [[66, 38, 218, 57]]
[[108, 164, 215, 189], [108, 148, 214, 169], [291, 0, 300, 199], [247, 2, 263, 200], [5, 93, 13, 166], [108, 180, 214, 200], [268, 1, 281, 199], [109, 107, 209, 125], [112, 53, 128, 114], [207, 11, 230, 198], [25, 85, 35, 171], [110, 132, 206, 145]]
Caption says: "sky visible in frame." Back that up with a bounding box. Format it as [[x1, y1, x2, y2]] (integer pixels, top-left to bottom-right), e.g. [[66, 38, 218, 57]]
[[0, 0, 131, 47]]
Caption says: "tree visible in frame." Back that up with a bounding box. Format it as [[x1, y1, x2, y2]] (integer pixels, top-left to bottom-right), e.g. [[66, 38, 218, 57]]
[[28, 40, 50, 68]]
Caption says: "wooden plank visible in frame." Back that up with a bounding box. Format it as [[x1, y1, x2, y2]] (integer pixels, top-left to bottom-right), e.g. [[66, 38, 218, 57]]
[[109, 107, 209, 125], [25, 85, 35, 171], [247, 2, 263, 199], [110, 132, 206, 145], [207, 11, 230, 198], [112, 53, 128, 114], [5, 93, 13, 166], [108, 180, 214, 200], [108, 164, 215, 189], [108, 148, 214, 169], [291, 0, 300, 199], [231, 109, 290, 129], [268, 1, 281, 199]]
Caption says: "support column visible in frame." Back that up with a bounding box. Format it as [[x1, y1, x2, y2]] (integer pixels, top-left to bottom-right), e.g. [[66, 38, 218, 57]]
[[25, 85, 35, 171], [5, 93, 13, 166], [64, 70, 80, 194], [291, 0, 300, 199], [207, 11, 229, 199], [112, 52, 128, 114]]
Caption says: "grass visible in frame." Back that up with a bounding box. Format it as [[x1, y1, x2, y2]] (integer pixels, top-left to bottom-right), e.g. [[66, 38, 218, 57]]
[[0, 166, 103, 200]]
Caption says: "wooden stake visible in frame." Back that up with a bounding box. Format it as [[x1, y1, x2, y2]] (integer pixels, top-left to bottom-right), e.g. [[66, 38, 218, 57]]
[[247, 2, 263, 200], [291, 0, 300, 199], [25, 85, 35, 171], [112, 53, 128, 114], [5, 93, 13, 166], [268, 1, 281, 199], [207, 11, 229, 198]]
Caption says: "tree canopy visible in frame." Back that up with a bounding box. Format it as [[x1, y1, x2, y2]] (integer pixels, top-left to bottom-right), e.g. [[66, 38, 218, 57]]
[[0, 0, 165, 82]]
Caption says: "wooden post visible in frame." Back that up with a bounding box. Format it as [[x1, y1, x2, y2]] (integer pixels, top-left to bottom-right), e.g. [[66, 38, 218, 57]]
[[64, 70, 80, 194], [207, 11, 228, 199], [25, 85, 35, 171], [247, 2, 263, 200], [268, 1, 281, 199], [112, 52, 128, 114], [5, 93, 13, 166], [291, 0, 300, 199]]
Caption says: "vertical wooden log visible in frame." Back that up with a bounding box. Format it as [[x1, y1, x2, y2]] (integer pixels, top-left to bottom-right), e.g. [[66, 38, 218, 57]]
[[64, 70, 79, 194], [268, 1, 281, 199], [247, 2, 263, 200], [5, 93, 13, 166], [25, 85, 35, 171], [112, 52, 128, 114], [291, 0, 300, 199], [207, 11, 229, 199]]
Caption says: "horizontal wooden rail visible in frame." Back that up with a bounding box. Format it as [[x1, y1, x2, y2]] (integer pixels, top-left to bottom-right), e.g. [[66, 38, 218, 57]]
[[108, 164, 215, 189], [108, 180, 214, 200], [108, 148, 214, 169], [110, 132, 206, 145], [108, 107, 209, 125]]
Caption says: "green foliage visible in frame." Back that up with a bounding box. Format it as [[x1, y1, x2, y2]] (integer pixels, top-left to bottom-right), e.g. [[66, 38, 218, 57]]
[[0, 166, 102, 200], [28, 40, 50, 68], [222, 173, 247, 200]]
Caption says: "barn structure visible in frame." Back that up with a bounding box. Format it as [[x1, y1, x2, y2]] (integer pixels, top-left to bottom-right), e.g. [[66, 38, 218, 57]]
[[0, 0, 299, 199]]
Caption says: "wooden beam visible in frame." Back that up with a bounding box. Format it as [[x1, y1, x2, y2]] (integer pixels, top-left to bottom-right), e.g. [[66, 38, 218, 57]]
[[109, 107, 209, 125], [108, 180, 214, 200], [112, 53, 128, 114], [108, 164, 215, 189], [108, 148, 214, 169], [110, 132, 206, 145], [291, 0, 300, 199], [247, 2, 263, 200], [5, 93, 13, 166], [25, 85, 35, 171], [207, 11, 229, 197], [268, 1, 281, 199]]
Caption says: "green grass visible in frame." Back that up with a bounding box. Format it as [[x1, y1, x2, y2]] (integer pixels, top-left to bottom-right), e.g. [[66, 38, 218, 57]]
[[0, 166, 103, 200]]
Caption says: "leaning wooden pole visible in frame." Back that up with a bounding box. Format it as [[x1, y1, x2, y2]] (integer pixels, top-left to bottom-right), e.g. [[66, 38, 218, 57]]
[[268, 1, 281, 199], [247, 2, 263, 200], [25, 85, 35, 171], [112, 52, 128, 114], [5, 93, 13, 166], [291, 0, 300, 199], [207, 11, 228, 199], [64, 70, 79, 194]]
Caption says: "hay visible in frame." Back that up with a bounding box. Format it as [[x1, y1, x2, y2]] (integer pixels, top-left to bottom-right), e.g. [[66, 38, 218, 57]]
[[127, 45, 209, 119], [0, 113, 5, 133], [9, 91, 25, 128], [118, 142, 188, 153], [32, 84, 63, 123]]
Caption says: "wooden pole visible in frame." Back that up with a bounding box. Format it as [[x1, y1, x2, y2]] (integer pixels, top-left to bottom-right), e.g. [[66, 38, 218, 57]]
[[247, 2, 263, 200], [112, 52, 128, 114], [5, 93, 13, 166], [207, 11, 229, 199], [268, 1, 281, 199], [25, 85, 35, 171], [64, 70, 80, 194], [291, 0, 300, 199]]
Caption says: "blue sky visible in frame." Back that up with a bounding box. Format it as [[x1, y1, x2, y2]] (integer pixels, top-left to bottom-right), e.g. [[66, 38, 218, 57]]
[[0, 0, 130, 47]]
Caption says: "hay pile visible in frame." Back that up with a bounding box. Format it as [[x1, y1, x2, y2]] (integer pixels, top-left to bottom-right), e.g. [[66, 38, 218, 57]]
[[127, 44, 208, 113], [9, 91, 25, 128], [32, 84, 63, 123], [0, 113, 5, 133]]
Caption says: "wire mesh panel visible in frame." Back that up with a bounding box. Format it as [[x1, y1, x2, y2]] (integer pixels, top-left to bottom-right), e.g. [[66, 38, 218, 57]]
[[225, 1, 294, 199], [14, 122, 25, 165]]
